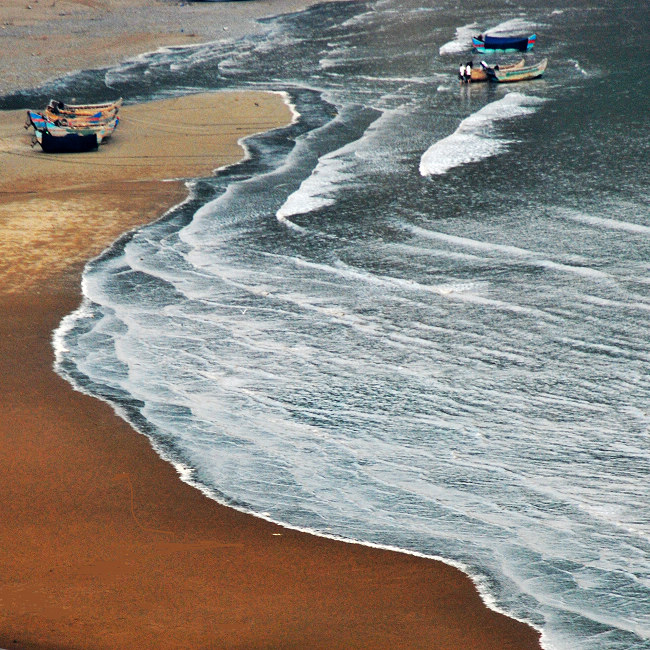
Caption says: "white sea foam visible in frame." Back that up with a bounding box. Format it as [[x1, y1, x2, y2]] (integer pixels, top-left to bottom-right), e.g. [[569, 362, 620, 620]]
[[419, 93, 546, 176], [276, 147, 348, 217], [340, 9, 376, 29], [405, 224, 611, 280], [274, 255, 554, 319], [105, 41, 216, 86], [439, 23, 479, 55], [568, 59, 589, 77], [579, 294, 650, 314], [319, 57, 339, 70], [52, 299, 95, 360], [357, 74, 438, 84], [484, 17, 537, 36], [277, 107, 393, 219], [276, 213, 308, 232], [559, 209, 650, 234]]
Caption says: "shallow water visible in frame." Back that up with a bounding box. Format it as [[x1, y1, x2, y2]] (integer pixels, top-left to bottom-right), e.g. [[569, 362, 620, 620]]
[[5, 0, 649, 647]]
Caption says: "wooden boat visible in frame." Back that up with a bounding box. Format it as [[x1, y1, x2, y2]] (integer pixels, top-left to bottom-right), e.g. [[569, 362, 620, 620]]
[[46, 97, 122, 117], [472, 33, 536, 53], [33, 129, 99, 154], [43, 109, 118, 129], [470, 58, 525, 82], [25, 110, 119, 144], [487, 58, 547, 83]]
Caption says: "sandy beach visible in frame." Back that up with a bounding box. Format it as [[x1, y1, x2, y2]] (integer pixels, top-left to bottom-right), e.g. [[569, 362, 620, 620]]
[[0, 2, 543, 648], [0, 0, 339, 95]]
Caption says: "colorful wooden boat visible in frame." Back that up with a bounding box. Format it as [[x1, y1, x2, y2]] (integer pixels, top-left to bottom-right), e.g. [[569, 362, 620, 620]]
[[33, 129, 99, 153], [25, 110, 119, 144], [46, 97, 123, 117], [470, 58, 525, 82], [42, 109, 118, 129], [472, 33, 536, 53], [487, 58, 547, 83]]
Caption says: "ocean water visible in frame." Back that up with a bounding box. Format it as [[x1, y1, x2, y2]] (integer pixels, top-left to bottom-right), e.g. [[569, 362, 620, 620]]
[[4, 0, 649, 647]]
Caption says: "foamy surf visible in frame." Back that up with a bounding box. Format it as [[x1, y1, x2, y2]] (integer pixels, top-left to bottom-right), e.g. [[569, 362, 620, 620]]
[[483, 17, 537, 37], [276, 148, 347, 217], [439, 23, 480, 55], [420, 93, 546, 176], [41, 1, 650, 648]]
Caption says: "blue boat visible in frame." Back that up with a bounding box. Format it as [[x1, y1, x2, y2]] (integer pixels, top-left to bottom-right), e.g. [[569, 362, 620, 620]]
[[472, 33, 536, 53]]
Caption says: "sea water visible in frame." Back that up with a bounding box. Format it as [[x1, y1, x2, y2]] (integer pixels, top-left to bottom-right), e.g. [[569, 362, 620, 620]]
[[4, 0, 649, 647]]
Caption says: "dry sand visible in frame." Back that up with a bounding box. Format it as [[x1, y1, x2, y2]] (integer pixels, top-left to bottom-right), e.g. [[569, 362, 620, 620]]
[[0, 0, 330, 95], [0, 2, 543, 648]]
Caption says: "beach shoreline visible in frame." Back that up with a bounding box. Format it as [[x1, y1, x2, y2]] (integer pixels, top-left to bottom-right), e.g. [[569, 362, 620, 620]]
[[0, 0, 342, 96], [0, 3, 543, 647]]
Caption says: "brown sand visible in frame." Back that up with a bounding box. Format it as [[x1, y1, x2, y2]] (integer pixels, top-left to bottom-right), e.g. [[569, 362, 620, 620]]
[[0, 4, 543, 649], [0, 0, 341, 95]]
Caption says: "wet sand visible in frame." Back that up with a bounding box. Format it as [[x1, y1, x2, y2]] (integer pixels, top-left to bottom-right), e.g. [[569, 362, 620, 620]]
[[0, 3, 543, 648]]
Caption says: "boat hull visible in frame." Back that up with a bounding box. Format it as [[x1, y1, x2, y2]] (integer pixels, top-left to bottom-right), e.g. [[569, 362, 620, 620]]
[[46, 97, 123, 117], [45, 98, 122, 123], [489, 58, 548, 83], [36, 130, 99, 153], [26, 110, 119, 143], [470, 59, 525, 82], [472, 34, 536, 53]]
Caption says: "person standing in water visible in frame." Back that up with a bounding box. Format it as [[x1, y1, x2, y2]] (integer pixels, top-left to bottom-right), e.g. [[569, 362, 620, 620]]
[[465, 61, 473, 83]]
